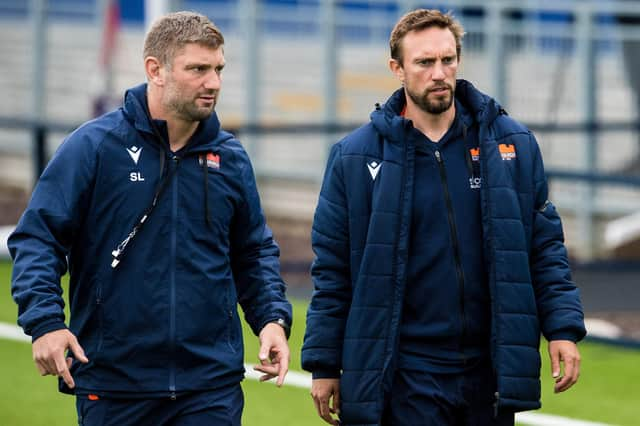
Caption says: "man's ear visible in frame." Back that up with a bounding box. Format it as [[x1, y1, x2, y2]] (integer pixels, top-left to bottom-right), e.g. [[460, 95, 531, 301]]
[[389, 58, 404, 84], [144, 56, 164, 86]]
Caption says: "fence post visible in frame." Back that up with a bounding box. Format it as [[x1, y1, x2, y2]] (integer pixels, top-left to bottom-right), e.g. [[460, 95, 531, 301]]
[[240, 0, 260, 159], [30, 0, 47, 185], [322, 0, 338, 180], [486, 0, 506, 108], [576, 5, 597, 260]]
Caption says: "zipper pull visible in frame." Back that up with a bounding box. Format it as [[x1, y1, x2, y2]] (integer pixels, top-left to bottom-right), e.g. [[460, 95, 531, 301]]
[[435, 150, 442, 163]]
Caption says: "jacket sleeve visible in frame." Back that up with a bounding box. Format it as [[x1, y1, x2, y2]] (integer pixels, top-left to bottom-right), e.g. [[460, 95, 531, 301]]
[[229, 147, 292, 337], [8, 130, 96, 341], [301, 143, 351, 379], [529, 135, 586, 343]]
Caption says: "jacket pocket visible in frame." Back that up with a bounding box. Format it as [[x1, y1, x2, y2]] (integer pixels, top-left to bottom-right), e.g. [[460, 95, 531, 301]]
[[95, 281, 104, 357], [226, 285, 240, 353]]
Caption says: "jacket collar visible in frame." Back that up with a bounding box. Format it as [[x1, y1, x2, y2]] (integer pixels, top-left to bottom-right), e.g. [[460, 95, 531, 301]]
[[370, 79, 503, 144], [122, 83, 227, 152]]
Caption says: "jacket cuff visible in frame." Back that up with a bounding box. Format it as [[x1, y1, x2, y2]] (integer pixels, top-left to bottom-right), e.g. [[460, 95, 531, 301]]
[[259, 317, 291, 339], [547, 331, 582, 343], [312, 369, 341, 379], [30, 320, 68, 342]]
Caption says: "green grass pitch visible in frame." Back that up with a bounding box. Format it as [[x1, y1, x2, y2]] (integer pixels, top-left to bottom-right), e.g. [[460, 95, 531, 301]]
[[1, 261, 639, 425]]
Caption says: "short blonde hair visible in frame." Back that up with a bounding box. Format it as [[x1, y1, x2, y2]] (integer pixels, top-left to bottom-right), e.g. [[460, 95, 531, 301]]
[[143, 11, 224, 68], [390, 9, 464, 65]]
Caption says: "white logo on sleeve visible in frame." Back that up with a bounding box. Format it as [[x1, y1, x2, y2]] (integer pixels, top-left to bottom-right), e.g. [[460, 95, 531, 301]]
[[367, 161, 382, 180], [126, 146, 143, 165]]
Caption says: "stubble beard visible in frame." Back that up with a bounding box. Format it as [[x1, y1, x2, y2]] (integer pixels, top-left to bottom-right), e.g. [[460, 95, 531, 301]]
[[165, 87, 218, 122], [408, 84, 454, 115]]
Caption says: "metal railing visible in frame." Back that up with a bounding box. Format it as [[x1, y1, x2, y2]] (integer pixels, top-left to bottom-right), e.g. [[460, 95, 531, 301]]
[[1, 0, 640, 259]]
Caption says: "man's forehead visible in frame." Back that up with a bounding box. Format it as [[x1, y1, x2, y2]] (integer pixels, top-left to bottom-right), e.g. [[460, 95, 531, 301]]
[[403, 28, 456, 55], [174, 43, 224, 59]]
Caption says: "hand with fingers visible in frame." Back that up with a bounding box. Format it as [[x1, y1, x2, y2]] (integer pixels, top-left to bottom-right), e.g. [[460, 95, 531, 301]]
[[32, 329, 89, 389], [311, 378, 341, 425], [548, 340, 581, 393], [253, 322, 290, 387]]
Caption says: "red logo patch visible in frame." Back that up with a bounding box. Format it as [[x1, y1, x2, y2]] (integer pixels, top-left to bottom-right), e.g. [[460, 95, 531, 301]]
[[200, 152, 220, 169]]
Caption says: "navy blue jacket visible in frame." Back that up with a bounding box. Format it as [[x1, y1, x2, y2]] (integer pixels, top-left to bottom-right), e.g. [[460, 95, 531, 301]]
[[301, 80, 585, 425], [9, 84, 292, 396]]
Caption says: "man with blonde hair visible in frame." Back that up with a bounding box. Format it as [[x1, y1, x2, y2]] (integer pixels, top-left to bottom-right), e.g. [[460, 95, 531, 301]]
[[302, 9, 584, 425], [10, 11, 291, 425]]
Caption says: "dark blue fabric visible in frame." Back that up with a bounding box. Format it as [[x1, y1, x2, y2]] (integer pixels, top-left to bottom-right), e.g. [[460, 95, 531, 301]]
[[382, 360, 514, 426], [301, 80, 586, 425], [75, 384, 243, 426], [399, 101, 490, 373], [9, 83, 292, 396]]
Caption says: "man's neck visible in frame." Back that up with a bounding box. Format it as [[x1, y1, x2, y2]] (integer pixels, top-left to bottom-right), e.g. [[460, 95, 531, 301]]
[[405, 100, 456, 143], [147, 91, 199, 152], [165, 120, 199, 152]]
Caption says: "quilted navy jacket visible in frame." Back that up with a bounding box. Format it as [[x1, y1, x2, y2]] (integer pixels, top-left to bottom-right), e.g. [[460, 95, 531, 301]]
[[9, 84, 292, 396], [301, 80, 585, 425]]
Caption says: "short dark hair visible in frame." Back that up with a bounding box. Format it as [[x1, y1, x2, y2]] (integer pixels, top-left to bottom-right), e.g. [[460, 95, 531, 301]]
[[390, 9, 464, 65], [143, 11, 224, 68]]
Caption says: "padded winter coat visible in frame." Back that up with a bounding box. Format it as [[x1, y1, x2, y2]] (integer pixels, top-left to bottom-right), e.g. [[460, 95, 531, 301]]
[[9, 84, 292, 396], [301, 80, 585, 425]]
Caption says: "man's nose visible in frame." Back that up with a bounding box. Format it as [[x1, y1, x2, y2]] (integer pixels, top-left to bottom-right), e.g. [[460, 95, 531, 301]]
[[432, 62, 446, 80], [204, 72, 221, 90]]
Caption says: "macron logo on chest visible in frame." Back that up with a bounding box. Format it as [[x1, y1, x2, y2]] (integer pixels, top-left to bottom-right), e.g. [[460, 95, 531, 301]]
[[367, 160, 382, 180], [126, 146, 142, 165]]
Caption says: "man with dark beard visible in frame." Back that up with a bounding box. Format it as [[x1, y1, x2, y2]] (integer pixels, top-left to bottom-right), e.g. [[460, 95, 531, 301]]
[[302, 9, 585, 426], [9, 11, 291, 426]]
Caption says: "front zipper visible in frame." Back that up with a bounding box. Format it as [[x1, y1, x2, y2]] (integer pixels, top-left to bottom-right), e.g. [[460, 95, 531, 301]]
[[434, 149, 467, 364], [169, 154, 179, 394]]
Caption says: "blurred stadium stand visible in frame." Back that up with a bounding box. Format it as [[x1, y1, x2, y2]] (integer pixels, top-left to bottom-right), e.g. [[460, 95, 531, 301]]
[[1, 1, 640, 337]]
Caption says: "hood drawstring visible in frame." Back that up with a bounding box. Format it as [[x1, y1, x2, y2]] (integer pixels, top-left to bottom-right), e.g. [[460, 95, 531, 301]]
[[202, 154, 212, 228], [462, 124, 481, 185]]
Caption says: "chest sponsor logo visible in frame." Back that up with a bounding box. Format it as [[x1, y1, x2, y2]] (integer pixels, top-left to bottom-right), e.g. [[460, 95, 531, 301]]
[[126, 146, 142, 165], [469, 176, 481, 189], [199, 152, 220, 169], [469, 147, 480, 162], [499, 143, 516, 160], [367, 161, 381, 180]]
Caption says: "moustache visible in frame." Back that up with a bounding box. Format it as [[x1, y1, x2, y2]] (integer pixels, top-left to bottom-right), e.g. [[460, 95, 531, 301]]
[[427, 85, 452, 94]]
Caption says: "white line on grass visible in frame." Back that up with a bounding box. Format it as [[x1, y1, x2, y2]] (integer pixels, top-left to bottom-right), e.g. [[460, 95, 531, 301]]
[[0, 321, 30, 342], [0, 322, 614, 426], [0, 225, 13, 259], [516, 412, 613, 426]]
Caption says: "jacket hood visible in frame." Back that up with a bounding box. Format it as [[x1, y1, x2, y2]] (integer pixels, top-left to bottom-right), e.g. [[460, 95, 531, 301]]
[[370, 79, 503, 143], [454, 79, 503, 126], [122, 83, 231, 152]]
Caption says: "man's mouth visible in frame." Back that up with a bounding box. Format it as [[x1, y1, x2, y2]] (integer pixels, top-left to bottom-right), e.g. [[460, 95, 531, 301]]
[[429, 86, 450, 95]]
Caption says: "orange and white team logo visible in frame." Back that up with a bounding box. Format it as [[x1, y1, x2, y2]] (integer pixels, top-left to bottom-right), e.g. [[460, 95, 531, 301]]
[[499, 144, 516, 160], [199, 152, 220, 169], [469, 147, 480, 162]]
